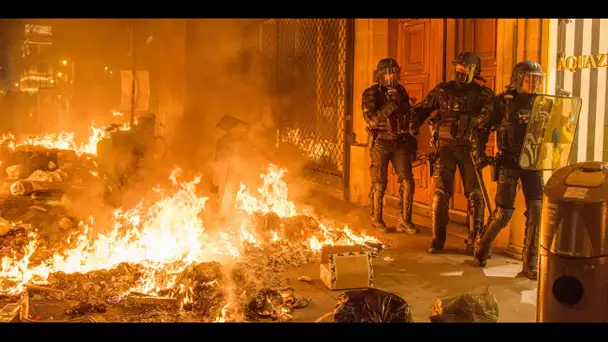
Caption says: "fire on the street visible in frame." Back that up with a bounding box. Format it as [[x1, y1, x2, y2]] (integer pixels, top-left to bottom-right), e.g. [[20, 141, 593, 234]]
[[1, 121, 134, 157], [0, 128, 382, 322]]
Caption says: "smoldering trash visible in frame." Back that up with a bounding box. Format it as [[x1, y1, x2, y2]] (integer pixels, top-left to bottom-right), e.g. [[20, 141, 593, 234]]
[[429, 287, 500, 323], [333, 288, 414, 323], [0, 135, 386, 322]]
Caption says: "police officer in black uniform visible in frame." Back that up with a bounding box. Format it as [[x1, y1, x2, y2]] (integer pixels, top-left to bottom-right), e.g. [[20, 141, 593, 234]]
[[362, 58, 419, 235], [409, 52, 494, 254], [471, 60, 546, 280]]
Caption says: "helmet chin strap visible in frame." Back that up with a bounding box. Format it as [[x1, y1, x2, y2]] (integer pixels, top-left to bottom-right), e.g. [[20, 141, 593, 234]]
[[455, 78, 473, 89]]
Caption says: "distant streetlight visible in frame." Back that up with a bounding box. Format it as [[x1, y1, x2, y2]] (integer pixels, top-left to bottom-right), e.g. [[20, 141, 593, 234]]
[[109, 71, 113, 75], [14, 83, 18, 87], [57, 72, 63, 77], [50, 79, 55, 84], [62, 60, 67, 66], [104, 66, 108, 71]]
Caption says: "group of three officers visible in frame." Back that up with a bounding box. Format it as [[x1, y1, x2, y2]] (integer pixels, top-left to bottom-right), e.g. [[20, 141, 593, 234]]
[[362, 52, 546, 280]]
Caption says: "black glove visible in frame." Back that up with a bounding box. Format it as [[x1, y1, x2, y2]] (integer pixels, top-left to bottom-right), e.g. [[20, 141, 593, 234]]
[[387, 88, 402, 104], [409, 122, 419, 136], [475, 154, 494, 169]]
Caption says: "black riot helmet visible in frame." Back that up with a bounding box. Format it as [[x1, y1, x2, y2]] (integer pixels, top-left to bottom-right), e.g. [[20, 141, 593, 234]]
[[452, 52, 481, 86], [510, 60, 546, 94], [375, 58, 401, 88]]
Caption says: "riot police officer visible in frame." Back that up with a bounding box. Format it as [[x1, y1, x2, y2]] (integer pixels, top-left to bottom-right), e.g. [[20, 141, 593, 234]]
[[409, 52, 494, 254], [362, 58, 419, 235], [471, 60, 546, 280]]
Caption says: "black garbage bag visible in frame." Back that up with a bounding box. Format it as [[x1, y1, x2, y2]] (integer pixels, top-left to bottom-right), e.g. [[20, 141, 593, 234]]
[[429, 286, 499, 322], [334, 288, 413, 323]]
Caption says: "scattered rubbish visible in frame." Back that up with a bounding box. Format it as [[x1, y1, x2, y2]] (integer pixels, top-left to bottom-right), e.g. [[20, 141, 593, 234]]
[[0, 218, 14, 236], [429, 286, 499, 322], [0, 143, 388, 322], [58, 217, 73, 230], [124, 295, 179, 308], [320, 245, 373, 290], [482, 264, 521, 278], [5, 165, 27, 179], [295, 297, 311, 309], [298, 276, 312, 283], [334, 288, 413, 323], [0, 295, 28, 322], [245, 288, 301, 321], [520, 289, 537, 305], [65, 302, 107, 316]]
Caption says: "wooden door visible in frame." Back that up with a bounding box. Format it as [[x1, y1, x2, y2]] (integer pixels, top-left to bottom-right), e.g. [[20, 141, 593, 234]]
[[445, 19, 499, 213], [388, 19, 445, 205]]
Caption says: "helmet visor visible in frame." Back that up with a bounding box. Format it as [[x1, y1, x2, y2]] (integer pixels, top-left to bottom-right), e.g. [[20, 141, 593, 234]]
[[377, 67, 400, 87], [516, 71, 546, 94], [452, 62, 478, 84]]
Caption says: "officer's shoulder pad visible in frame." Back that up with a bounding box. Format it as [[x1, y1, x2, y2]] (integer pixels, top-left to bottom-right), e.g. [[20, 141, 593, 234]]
[[430, 82, 449, 93], [362, 85, 379, 96], [480, 85, 495, 96], [434, 82, 449, 90]]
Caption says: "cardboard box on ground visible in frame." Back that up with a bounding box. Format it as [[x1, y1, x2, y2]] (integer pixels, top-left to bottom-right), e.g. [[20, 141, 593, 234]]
[[319, 245, 374, 291]]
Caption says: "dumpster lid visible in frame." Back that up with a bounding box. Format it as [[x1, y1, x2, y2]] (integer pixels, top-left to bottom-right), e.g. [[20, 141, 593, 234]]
[[545, 161, 608, 203], [564, 162, 606, 188]]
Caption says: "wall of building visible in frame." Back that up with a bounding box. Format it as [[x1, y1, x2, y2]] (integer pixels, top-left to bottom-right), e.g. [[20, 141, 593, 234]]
[[548, 19, 608, 163], [348, 19, 390, 207]]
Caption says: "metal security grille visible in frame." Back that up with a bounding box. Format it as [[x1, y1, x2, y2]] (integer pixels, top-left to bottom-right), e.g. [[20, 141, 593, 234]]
[[254, 19, 354, 192]]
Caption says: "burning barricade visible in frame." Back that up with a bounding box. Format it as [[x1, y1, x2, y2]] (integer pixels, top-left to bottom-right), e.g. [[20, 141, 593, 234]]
[[0, 125, 386, 322]]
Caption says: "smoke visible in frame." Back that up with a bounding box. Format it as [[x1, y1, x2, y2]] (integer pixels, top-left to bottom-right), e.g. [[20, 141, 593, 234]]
[[2, 18, 324, 220], [170, 19, 318, 202], [174, 19, 269, 170]]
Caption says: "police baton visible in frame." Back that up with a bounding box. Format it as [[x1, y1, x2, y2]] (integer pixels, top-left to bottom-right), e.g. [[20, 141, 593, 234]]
[[469, 151, 493, 217]]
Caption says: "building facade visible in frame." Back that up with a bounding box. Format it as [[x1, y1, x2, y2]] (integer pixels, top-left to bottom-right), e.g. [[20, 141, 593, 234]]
[[217, 18, 608, 257], [548, 19, 608, 163]]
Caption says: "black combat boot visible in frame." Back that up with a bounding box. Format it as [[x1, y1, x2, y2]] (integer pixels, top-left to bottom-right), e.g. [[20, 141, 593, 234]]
[[397, 179, 419, 235], [474, 207, 514, 267], [465, 191, 485, 255], [517, 200, 541, 280], [429, 192, 450, 253], [371, 183, 387, 232]]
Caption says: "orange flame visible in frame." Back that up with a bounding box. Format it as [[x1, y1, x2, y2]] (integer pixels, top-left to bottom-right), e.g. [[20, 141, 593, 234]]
[[0, 120, 133, 156], [215, 301, 230, 322], [0, 163, 382, 311]]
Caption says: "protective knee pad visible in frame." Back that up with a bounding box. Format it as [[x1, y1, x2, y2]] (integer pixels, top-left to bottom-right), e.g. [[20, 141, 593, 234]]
[[525, 200, 542, 222], [431, 190, 450, 233], [467, 190, 483, 207], [493, 206, 515, 227], [374, 182, 387, 194]]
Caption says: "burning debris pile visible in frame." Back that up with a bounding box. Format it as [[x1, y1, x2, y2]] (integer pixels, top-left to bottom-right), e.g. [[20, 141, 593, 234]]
[[0, 127, 385, 322]]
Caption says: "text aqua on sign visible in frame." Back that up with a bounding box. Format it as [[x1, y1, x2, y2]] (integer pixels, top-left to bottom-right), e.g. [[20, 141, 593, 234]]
[[557, 54, 608, 72]]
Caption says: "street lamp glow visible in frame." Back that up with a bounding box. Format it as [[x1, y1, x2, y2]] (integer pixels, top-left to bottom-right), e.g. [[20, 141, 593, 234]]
[[109, 71, 113, 75], [104, 66, 108, 71], [50, 79, 55, 84], [14, 83, 18, 87], [62, 60, 67, 66], [57, 72, 63, 77]]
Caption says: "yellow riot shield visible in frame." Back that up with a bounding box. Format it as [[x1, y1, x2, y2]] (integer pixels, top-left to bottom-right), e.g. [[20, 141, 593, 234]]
[[519, 95, 582, 171]]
